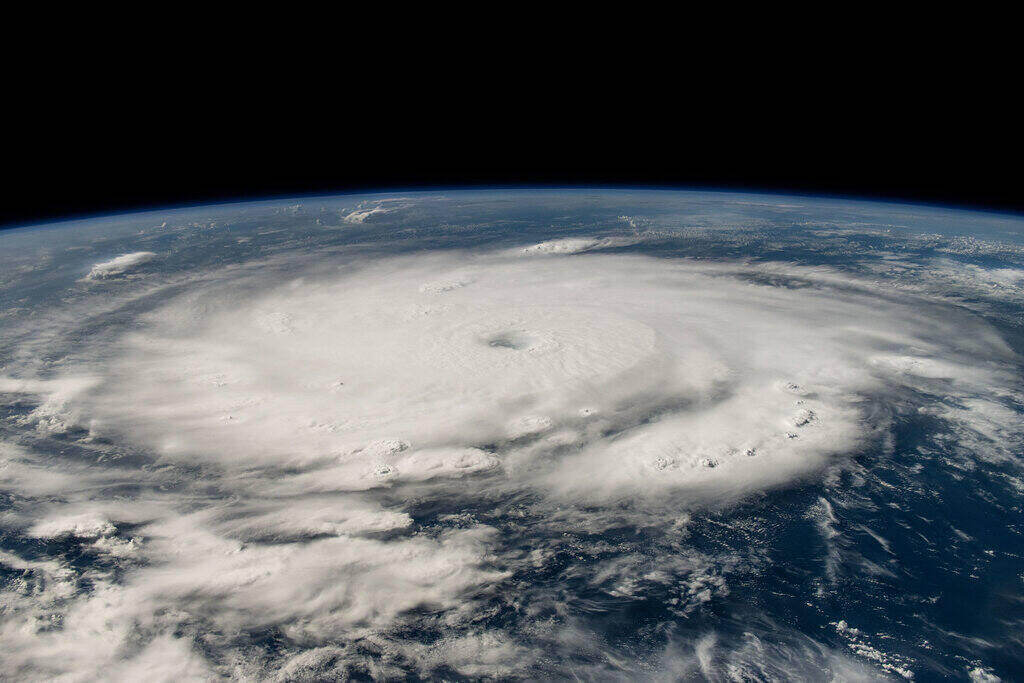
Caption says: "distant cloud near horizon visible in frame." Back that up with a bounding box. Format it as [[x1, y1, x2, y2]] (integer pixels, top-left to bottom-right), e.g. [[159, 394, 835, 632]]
[[85, 251, 156, 279]]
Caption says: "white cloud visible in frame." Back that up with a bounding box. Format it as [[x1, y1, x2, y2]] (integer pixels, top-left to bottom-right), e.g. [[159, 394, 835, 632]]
[[86, 251, 157, 279], [28, 512, 116, 539], [213, 496, 413, 542], [102, 635, 217, 682], [968, 665, 1003, 682], [519, 236, 636, 255], [342, 206, 390, 223]]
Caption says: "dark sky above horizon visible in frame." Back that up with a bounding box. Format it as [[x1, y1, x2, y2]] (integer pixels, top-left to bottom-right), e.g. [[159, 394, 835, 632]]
[[5, 112, 1019, 229]]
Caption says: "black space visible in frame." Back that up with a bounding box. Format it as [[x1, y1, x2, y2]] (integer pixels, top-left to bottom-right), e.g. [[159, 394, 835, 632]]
[[4, 93, 1021, 229], [5, 10, 1021, 230]]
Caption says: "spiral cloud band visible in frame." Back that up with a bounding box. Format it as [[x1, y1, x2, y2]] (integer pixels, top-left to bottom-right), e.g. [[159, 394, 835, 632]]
[[80, 251, 1014, 500]]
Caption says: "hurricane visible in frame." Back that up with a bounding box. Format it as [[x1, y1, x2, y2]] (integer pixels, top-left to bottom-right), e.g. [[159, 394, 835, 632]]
[[1, 190, 1021, 680]]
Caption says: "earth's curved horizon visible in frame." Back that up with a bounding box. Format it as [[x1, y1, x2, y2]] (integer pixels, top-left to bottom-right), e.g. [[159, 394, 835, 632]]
[[1, 189, 1021, 681]]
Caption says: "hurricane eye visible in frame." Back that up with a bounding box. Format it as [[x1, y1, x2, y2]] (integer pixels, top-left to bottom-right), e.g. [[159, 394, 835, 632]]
[[485, 331, 532, 350]]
